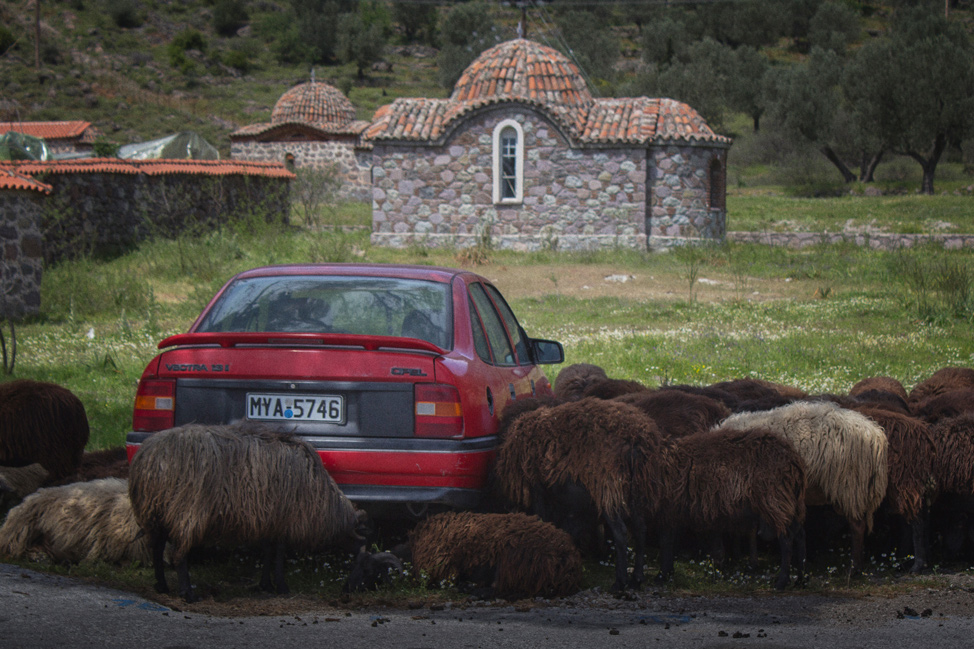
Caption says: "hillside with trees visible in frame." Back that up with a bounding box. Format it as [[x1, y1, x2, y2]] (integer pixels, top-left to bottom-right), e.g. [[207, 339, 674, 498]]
[[1, 0, 972, 194]]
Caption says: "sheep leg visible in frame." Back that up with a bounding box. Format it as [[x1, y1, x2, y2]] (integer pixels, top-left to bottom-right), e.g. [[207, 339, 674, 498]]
[[175, 554, 197, 603], [603, 511, 630, 592], [258, 541, 289, 594], [774, 522, 801, 591], [151, 531, 169, 595], [627, 511, 646, 589], [656, 527, 677, 584], [848, 516, 867, 574], [793, 521, 807, 586], [273, 540, 289, 594], [910, 506, 930, 574]]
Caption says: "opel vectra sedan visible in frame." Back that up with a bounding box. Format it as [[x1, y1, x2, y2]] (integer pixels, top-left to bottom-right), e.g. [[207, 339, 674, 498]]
[[126, 263, 564, 514]]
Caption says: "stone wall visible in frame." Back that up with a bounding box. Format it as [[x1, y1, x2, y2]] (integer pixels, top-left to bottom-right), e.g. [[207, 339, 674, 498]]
[[371, 107, 728, 251], [0, 191, 44, 319], [38, 171, 290, 264], [648, 145, 728, 248], [231, 140, 371, 202], [727, 231, 974, 250]]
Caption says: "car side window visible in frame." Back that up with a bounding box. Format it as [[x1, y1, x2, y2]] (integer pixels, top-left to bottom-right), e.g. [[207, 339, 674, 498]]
[[469, 302, 493, 363], [484, 284, 530, 366], [468, 283, 516, 367]]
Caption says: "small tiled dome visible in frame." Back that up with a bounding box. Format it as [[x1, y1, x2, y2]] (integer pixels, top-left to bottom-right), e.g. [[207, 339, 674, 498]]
[[271, 81, 357, 127], [450, 39, 593, 107]]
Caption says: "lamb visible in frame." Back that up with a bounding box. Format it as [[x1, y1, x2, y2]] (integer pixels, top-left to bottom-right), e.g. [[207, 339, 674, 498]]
[[655, 426, 807, 590], [0, 379, 90, 481], [851, 406, 937, 572], [909, 367, 974, 408], [552, 363, 608, 401], [719, 400, 889, 572], [493, 397, 666, 591], [347, 511, 583, 599], [0, 478, 151, 565], [614, 389, 730, 439], [128, 422, 363, 602]]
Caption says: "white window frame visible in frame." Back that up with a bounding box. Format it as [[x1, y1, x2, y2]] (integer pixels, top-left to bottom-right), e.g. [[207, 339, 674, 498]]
[[492, 119, 524, 204]]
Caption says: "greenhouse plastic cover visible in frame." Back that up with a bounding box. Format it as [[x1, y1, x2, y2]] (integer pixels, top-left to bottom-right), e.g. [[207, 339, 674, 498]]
[[0, 131, 50, 161], [117, 131, 219, 160]]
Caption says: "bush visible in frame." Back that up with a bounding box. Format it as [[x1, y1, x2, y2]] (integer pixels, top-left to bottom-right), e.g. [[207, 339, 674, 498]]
[[104, 0, 143, 28], [213, 0, 249, 37]]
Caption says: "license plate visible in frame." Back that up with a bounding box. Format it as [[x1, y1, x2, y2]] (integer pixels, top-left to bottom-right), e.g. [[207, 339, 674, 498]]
[[246, 393, 345, 424]]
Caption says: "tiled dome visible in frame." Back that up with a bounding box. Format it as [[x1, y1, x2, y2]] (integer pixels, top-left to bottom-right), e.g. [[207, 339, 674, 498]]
[[271, 81, 357, 127], [450, 39, 593, 107]]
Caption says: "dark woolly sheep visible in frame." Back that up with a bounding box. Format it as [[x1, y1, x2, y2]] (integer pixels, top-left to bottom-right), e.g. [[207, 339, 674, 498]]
[[553, 363, 608, 401], [656, 426, 807, 590], [49, 447, 130, 487], [348, 512, 583, 599], [914, 389, 974, 425], [659, 384, 741, 412], [850, 390, 912, 416], [496, 395, 563, 441], [0, 464, 49, 514], [581, 377, 650, 400], [850, 376, 908, 402], [614, 389, 730, 439], [0, 379, 90, 481], [909, 367, 974, 408], [851, 406, 937, 573], [0, 478, 151, 565], [719, 401, 888, 573], [733, 393, 798, 414], [494, 397, 667, 591], [711, 378, 807, 403], [128, 422, 363, 602], [926, 413, 974, 561]]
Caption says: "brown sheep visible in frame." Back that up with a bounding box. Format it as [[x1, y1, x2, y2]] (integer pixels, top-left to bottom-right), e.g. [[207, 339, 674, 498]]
[[909, 367, 974, 408], [926, 413, 974, 560], [128, 422, 363, 602], [553, 363, 608, 401], [711, 378, 807, 403], [615, 389, 730, 438], [720, 401, 888, 573], [659, 384, 741, 412], [0, 379, 89, 481], [851, 406, 937, 572], [0, 478, 151, 565], [850, 376, 909, 402], [494, 397, 667, 591], [581, 377, 650, 400], [656, 426, 807, 590], [0, 464, 49, 514], [388, 511, 582, 599], [913, 389, 974, 425]]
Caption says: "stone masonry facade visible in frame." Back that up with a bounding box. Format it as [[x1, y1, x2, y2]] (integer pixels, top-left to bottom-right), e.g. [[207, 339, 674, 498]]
[[371, 108, 727, 251], [0, 191, 44, 319]]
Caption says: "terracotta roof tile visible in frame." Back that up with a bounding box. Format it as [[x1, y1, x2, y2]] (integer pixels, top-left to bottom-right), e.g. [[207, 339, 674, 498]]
[[0, 167, 52, 193], [364, 38, 729, 147], [0, 121, 102, 143], [271, 81, 357, 127], [231, 120, 370, 139], [0, 159, 295, 179]]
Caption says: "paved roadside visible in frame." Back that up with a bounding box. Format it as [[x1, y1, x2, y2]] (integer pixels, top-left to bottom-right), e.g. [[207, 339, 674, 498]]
[[3, 562, 974, 649]]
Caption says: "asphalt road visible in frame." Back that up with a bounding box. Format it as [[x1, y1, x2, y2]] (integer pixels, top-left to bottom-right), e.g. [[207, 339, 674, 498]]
[[3, 562, 974, 649]]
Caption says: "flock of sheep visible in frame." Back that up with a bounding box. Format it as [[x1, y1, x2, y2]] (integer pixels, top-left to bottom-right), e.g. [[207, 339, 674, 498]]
[[1, 364, 974, 602]]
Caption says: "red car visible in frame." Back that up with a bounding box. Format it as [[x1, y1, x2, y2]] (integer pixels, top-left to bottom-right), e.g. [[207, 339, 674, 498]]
[[126, 263, 563, 515]]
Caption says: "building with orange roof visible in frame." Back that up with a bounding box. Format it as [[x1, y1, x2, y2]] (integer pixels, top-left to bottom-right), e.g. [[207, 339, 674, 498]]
[[0, 167, 49, 319], [230, 79, 372, 202], [365, 38, 731, 251], [0, 121, 103, 158]]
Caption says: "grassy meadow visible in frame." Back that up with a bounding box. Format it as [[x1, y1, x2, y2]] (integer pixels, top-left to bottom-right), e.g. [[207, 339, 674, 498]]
[[8, 195, 974, 450]]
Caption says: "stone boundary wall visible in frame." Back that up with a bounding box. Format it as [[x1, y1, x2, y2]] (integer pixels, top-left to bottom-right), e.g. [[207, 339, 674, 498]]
[[38, 171, 290, 264], [0, 191, 44, 319], [648, 145, 727, 248], [727, 231, 974, 250], [231, 140, 372, 203]]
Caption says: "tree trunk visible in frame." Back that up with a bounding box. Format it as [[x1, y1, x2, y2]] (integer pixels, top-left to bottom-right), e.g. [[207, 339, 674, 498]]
[[858, 150, 884, 183], [821, 146, 856, 183], [908, 133, 947, 195]]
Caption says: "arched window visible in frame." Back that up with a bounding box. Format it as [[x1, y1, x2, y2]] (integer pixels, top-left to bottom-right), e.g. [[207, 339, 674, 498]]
[[492, 120, 524, 204], [284, 153, 296, 173], [709, 158, 725, 211]]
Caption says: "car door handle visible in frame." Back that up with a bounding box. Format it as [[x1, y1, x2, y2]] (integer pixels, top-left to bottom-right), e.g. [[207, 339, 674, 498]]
[[486, 387, 494, 416], [509, 383, 516, 400]]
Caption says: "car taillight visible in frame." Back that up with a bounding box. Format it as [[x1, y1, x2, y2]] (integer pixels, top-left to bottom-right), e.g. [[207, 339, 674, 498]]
[[414, 384, 463, 438], [132, 379, 175, 431]]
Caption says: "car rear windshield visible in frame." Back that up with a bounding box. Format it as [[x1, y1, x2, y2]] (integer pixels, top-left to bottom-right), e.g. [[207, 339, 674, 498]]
[[194, 275, 453, 349]]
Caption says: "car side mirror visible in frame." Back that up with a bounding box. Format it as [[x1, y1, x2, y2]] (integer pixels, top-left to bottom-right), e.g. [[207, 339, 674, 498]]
[[530, 338, 565, 365]]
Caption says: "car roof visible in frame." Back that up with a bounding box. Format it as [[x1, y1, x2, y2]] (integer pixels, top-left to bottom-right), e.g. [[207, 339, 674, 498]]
[[229, 263, 484, 284]]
